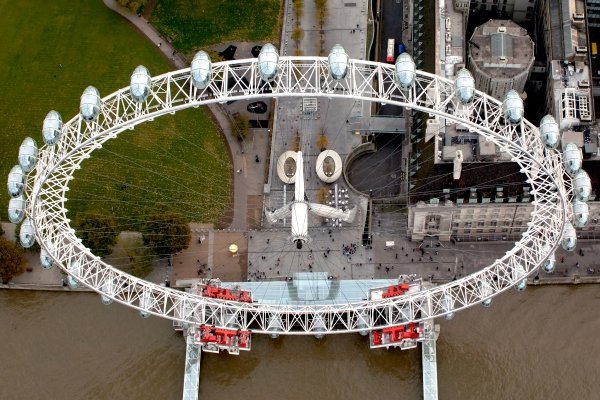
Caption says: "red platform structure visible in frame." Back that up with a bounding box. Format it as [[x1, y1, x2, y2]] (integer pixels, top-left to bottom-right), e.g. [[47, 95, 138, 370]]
[[381, 282, 410, 298], [370, 322, 422, 350], [194, 325, 252, 355], [201, 284, 253, 303]]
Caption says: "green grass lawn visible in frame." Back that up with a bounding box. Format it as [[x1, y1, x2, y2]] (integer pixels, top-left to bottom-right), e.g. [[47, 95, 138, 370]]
[[0, 0, 231, 228], [150, 0, 281, 54]]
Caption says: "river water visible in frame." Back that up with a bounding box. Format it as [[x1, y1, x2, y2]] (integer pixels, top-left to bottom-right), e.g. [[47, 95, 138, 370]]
[[1, 286, 599, 400]]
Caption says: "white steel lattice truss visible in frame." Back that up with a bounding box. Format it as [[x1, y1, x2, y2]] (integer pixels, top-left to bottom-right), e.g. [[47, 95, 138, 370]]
[[25, 57, 573, 335]]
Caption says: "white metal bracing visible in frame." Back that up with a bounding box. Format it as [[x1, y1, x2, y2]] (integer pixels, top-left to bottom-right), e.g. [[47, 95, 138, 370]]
[[23, 56, 573, 335]]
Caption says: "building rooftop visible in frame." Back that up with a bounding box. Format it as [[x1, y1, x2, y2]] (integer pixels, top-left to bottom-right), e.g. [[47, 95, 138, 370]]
[[468, 20, 534, 80]]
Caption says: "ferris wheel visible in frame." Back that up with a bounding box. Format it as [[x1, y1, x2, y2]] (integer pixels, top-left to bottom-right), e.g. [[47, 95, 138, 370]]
[[6, 45, 586, 345]]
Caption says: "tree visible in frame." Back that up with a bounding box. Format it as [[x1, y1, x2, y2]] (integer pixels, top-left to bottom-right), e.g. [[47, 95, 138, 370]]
[[231, 112, 249, 140], [317, 186, 329, 204], [142, 210, 191, 257], [291, 27, 304, 44], [111, 235, 153, 278], [73, 212, 119, 257], [316, 132, 329, 151], [117, 0, 147, 14], [0, 236, 26, 283], [292, 131, 301, 152]]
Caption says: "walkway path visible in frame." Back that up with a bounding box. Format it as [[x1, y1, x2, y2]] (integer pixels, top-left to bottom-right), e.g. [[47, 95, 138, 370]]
[[103, 0, 248, 230]]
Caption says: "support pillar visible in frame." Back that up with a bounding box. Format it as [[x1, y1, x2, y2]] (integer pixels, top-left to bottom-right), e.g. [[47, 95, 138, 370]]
[[182, 331, 201, 400], [421, 318, 439, 400]]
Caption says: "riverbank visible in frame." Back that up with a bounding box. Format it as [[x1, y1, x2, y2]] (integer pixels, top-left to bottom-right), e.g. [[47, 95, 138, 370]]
[[3, 271, 600, 294]]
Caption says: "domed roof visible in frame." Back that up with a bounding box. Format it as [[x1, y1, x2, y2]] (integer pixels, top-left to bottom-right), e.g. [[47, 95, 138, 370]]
[[315, 150, 342, 183], [328, 44, 349, 80], [7, 164, 25, 198], [191, 51, 212, 89], [42, 110, 63, 145], [563, 142, 582, 176], [394, 53, 416, 89], [539, 114, 559, 149], [130, 65, 151, 102], [80, 86, 101, 121], [18, 137, 38, 172], [257, 43, 279, 82], [503, 90, 523, 124], [454, 68, 475, 104], [277, 150, 298, 184]]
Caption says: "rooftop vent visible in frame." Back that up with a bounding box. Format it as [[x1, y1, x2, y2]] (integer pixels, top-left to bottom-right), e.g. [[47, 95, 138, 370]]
[[497, 27, 507, 33], [578, 80, 590, 88]]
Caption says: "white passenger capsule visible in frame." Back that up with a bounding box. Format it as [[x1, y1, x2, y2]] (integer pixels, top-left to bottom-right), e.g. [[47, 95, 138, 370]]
[[101, 279, 114, 305], [562, 221, 577, 251], [18, 137, 38, 172], [480, 280, 493, 307], [42, 110, 63, 145], [130, 65, 151, 102], [191, 51, 212, 89], [454, 68, 475, 104], [267, 314, 283, 339], [356, 311, 371, 336], [563, 143, 582, 176], [503, 90, 524, 124], [257, 43, 279, 82], [313, 315, 326, 339], [19, 218, 35, 248], [328, 44, 349, 80], [40, 248, 53, 270], [572, 199, 589, 227], [394, 53, 416, 90], [539, 115, 559, 149], [512, 264, 527, 292], [80, 86, 101, 121], [7, 165, 25, 198], [8, 195, 25, 224], [139, 291, 152, 318], [67, 259, 81, 289], [543, 252, 555, 273], [443, 291, 455, 320], [573, 169, 592, 202]]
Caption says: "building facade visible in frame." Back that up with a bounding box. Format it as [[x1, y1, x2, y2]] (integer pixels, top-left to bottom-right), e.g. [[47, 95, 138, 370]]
[[408, 200, 600, 242]]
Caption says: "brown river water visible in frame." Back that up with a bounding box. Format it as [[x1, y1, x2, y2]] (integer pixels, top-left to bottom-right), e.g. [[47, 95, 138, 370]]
[[1, 286, 599, 400]]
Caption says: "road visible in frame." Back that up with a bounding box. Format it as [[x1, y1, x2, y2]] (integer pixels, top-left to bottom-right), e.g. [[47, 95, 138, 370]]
[[379, 0, 405, 116]]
